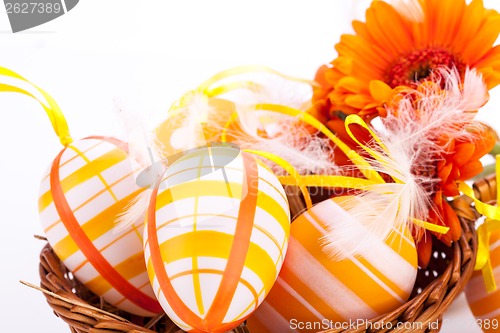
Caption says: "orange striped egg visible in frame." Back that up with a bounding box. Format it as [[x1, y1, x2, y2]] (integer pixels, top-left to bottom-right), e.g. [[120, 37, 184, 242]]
[[39, 136, 162, 316], [247, 197, 418, 333], [144, 145, 290, 332], [465, 232, 500, 333]]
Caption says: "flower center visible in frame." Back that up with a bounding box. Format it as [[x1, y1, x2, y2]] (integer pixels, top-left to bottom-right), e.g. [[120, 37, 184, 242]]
[[385, 48, 465, 88]]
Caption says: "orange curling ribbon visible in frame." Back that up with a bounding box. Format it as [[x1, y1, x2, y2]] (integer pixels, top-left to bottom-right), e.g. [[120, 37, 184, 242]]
[[460, 155, 500, 293], [0, 67, 73, 146]]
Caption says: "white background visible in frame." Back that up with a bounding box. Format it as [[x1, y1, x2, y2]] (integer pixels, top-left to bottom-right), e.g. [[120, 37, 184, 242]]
[[0, 1, 499, 332]]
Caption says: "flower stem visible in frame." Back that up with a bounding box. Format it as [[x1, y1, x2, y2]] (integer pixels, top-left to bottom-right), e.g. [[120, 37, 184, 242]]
[[489, 142, 500, 157]]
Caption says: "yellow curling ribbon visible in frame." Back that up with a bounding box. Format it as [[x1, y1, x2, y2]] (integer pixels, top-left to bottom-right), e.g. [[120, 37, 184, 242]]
[[168, 65, 315, 114], [221, 100, 449, 235], [243, 149, 313, 209], [197, 65, 316, 95], [164, 66, 448, 235], [344, 115, 401, 184], [253, 104, 385, 183], [0, 67, 73, 146], [461, 155, 500, 293], [278, 175, 379, 190]]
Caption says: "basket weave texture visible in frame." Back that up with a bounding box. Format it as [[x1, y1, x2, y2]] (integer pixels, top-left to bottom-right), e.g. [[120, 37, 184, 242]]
[[36, 176, 495, 333]]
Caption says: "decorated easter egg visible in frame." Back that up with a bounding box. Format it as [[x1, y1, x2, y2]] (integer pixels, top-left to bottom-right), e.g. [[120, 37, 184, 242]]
[[144, 144, 290, 332], [465, 232, 500, 333], [247, 197, 418, 333], [155, 96, 239, 159], [39, 136, 162, 316]]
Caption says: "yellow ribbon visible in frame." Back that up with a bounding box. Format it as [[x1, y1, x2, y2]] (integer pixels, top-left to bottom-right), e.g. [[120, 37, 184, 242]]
[[243, 149, 313, 209], [0, 67, 73, 146], [167, 67, 449, 235], [221, 101, 449, 235], [196, 65, 316, 96], [169, 65, 315, 114], [460, 155, 500, 293]]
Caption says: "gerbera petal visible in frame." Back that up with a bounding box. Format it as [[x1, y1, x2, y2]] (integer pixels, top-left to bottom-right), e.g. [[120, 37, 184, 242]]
[[464, 16, 500, 64], [442, 181, 460, 197], [459, 159, 484, 180], [335, 76, 367, 94], [442, 200, 462, 242], [345, 94, 376, 109], [436, 0, 465, 47], [369, 80, 393, 102], [351, 20, 394, 65], [473, 42, 500, 68], [365, 5, 401, 59], [314, 65, 330, 88], [483, 70, 500, 89], [372, 1, 414, 53], [338, 35, 387, 73], [332, 52, 352, 75], [451, 143, 475, 166], [438, 162, 453, 183], [452, 0, 487, 54], [416, 232, 433, 268], [470, 127, 496, 160]]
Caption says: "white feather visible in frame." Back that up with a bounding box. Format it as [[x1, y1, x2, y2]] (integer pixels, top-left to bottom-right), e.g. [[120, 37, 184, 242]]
[[384, 67, 487, 148], [207, 72, 333, 174], [322, 137, 431, 259], [209, 103, 339, 175], [112, 103, 166, 232], [322, 67, 487, 259], [115, 190, 151, 233], [385, 0, 424, 23]]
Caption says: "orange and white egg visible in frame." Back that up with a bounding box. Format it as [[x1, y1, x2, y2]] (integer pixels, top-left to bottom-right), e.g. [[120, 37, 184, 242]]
[[39, 136, 162, 316], [144, 145, 290, 332], [247, 197, 418, 333], [465, 231, 500, 333]]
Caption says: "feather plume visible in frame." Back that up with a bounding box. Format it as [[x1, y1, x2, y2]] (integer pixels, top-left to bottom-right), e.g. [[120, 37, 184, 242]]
[[209, 103, 339, 175], [322, 136, 432, 259], [386, 0, 424, 23], [384, 68, 487, 156], [112, 102, 166, 232], [206, 76, 337, 175], [322, 67, 487, 259]]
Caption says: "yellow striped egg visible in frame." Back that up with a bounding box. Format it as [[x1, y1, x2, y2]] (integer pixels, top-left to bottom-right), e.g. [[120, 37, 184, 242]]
[[39, 136, 162, 316], [144, 145, 290, 332], [465, 232, 500, 333], [155, 97, 237, 159], [248, 197, 418, 333]]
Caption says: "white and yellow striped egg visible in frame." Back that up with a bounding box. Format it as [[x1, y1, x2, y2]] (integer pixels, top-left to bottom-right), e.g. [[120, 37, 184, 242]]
[[39, 137, 162, 316], [248, 197, 418, 333], [155, 97, 237, 159], [465, 231, 500, 333], [144, 145, 290, 332]]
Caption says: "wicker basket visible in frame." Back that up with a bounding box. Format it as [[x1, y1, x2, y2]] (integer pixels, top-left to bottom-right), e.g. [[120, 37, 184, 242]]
[[35, 176, 495, 333]]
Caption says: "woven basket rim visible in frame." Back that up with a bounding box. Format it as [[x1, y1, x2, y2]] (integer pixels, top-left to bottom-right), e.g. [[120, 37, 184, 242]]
[[35, 175, 494, 333]]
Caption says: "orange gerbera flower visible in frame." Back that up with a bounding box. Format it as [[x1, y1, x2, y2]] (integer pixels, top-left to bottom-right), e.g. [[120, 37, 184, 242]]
[[312, 0, 500, 121]]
